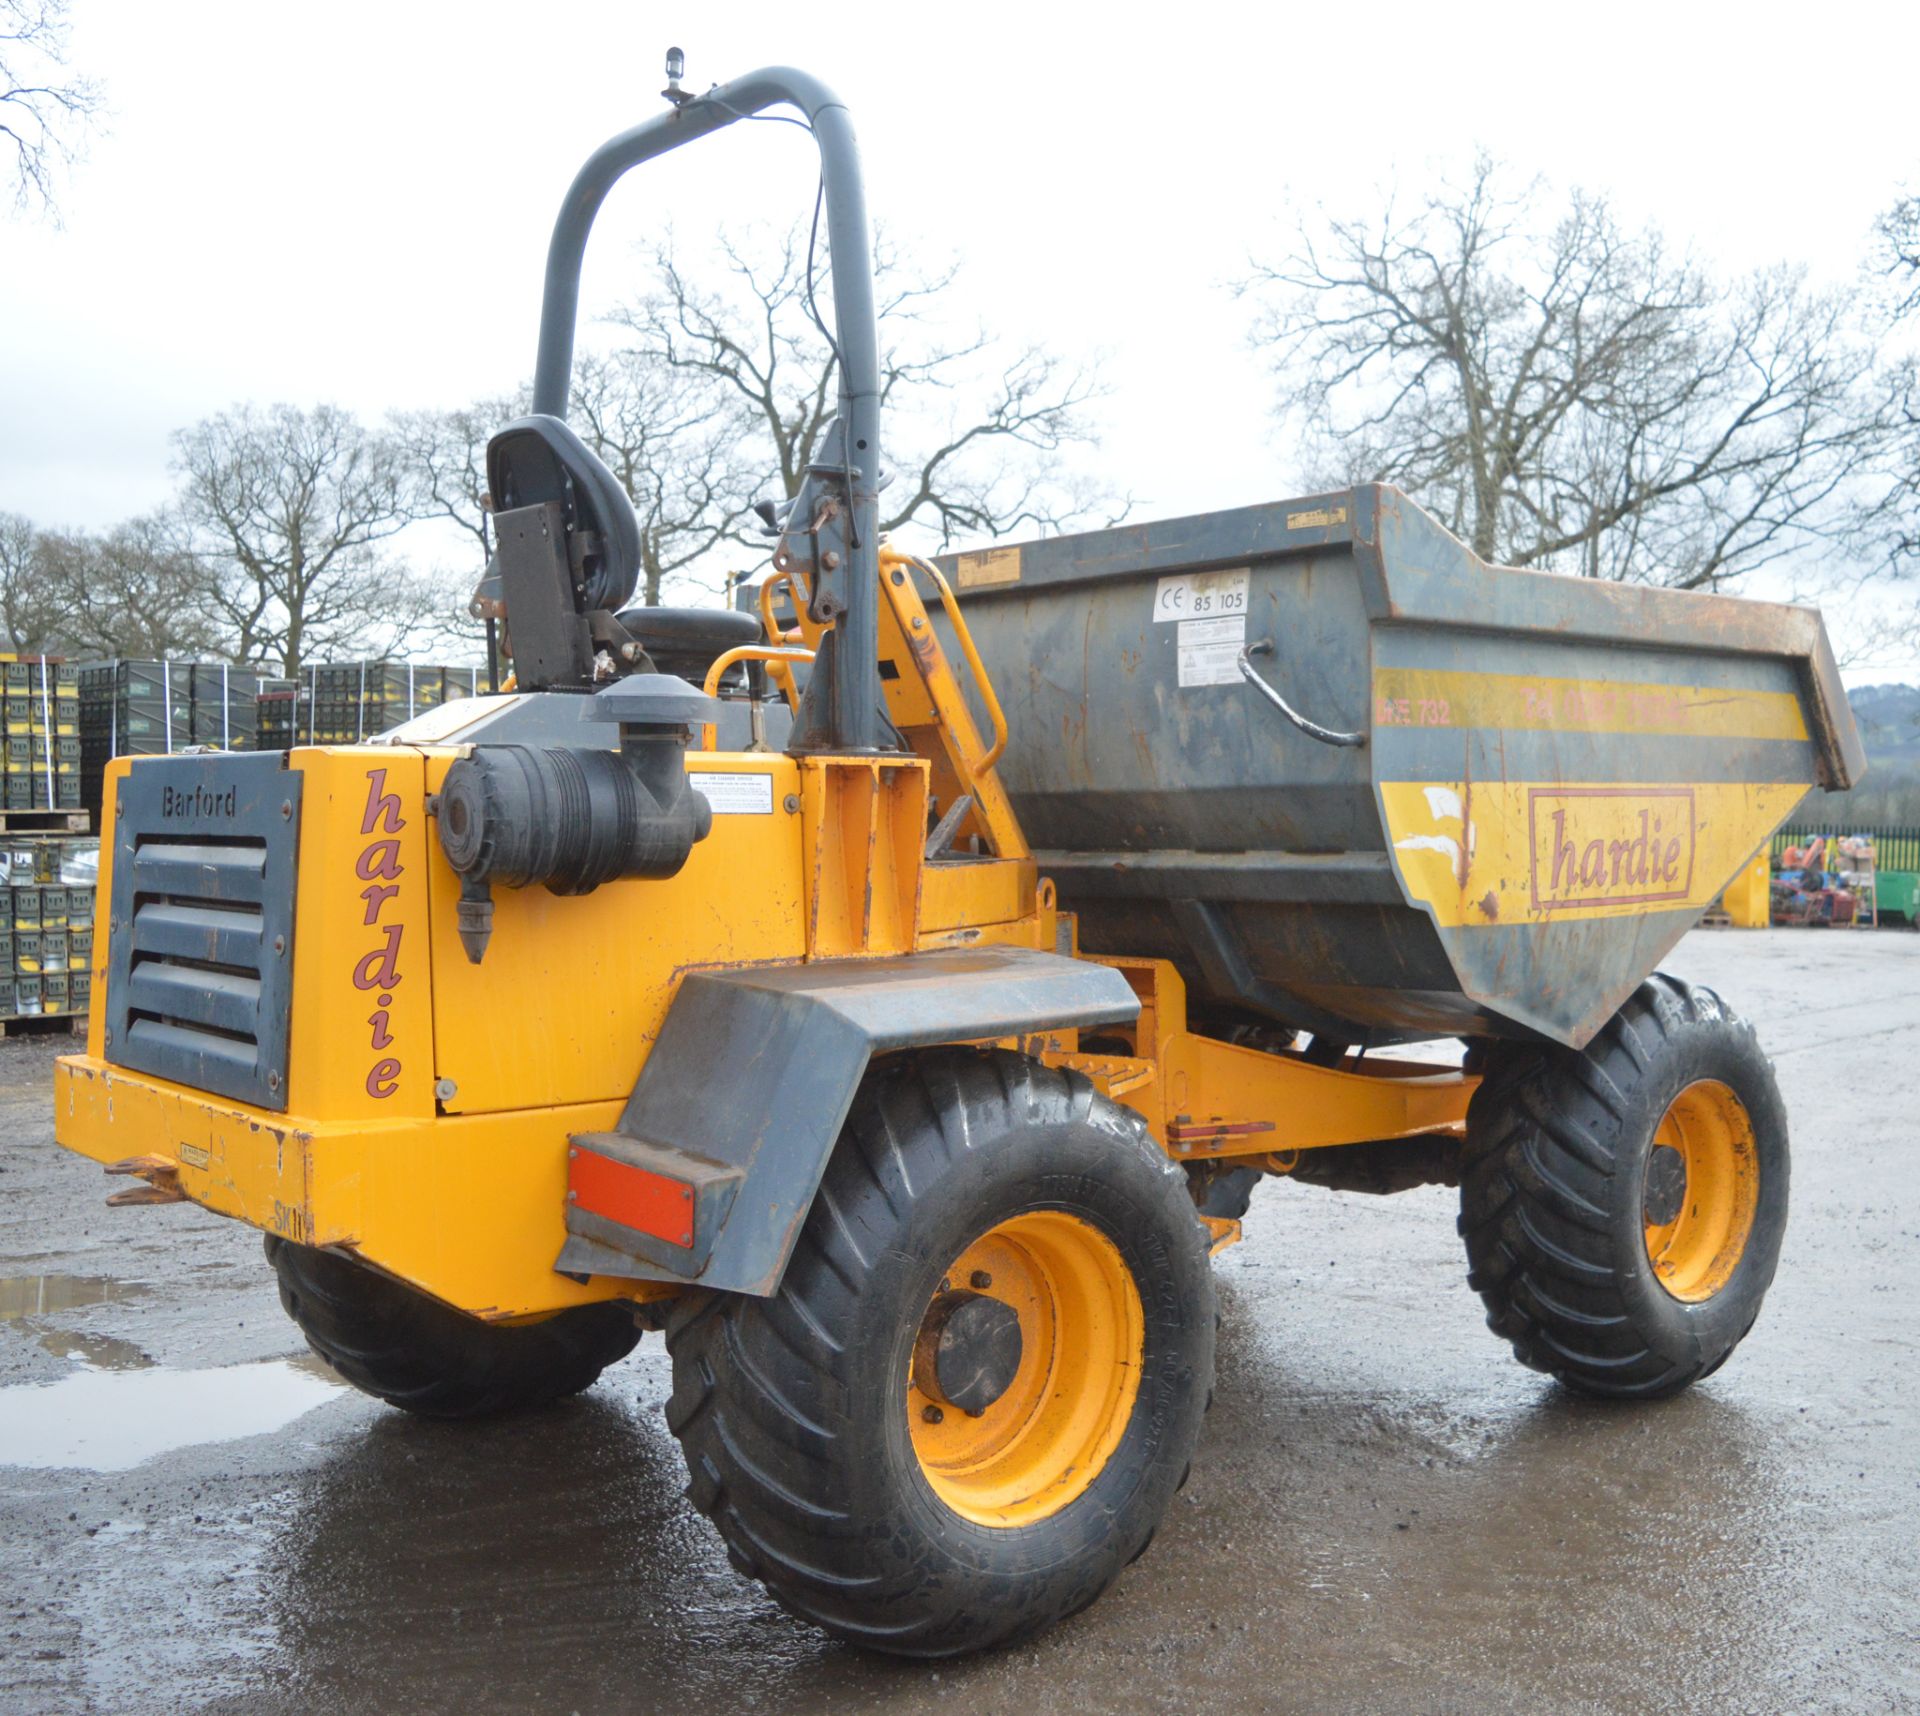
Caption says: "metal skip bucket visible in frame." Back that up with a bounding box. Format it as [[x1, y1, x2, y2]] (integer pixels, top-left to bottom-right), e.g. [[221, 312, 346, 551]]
[[927, 484, 1863, 1048]]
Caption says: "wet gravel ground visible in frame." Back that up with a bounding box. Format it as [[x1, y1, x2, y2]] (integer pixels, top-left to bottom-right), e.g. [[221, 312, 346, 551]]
[[2, 928, 1916, 1714]]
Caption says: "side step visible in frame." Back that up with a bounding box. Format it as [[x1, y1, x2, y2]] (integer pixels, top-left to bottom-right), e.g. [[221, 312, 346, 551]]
[[562, 1132, 744, 1279]]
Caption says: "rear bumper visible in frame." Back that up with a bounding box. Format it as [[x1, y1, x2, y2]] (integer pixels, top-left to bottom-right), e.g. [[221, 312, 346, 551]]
[[53, 1054, 651, 1319]]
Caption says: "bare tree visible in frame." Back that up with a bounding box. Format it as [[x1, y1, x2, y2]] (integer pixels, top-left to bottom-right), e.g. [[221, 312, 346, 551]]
[[0, 511, 68, 648], [1875, 192, 1920, 320], [1860, 193, 1920, 586], [570, 350, 753, 606], [389, 396, 519, 563], [172, 403, 444, 673], [1243, 156, 1886, 590], [604, 222, 1121, 582], [32, 512, 225, 657], [1, 0, 102, 218]]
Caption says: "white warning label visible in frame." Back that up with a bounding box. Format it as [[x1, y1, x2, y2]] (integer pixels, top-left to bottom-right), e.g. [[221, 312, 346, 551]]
[[688, 771, 775, 815], [1176, 615, 1246, 688], [1153, 566, 1249, 624]]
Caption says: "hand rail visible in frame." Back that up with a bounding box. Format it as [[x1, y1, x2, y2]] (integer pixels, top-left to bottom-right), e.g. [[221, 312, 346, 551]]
[[913, 557, 1010, 772], [758, 567, 809, 646], [700, 646, 816, 751]]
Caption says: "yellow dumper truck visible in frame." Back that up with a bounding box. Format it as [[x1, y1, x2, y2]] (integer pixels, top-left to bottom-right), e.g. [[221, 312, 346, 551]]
[[54, 66, 1862, 1656]]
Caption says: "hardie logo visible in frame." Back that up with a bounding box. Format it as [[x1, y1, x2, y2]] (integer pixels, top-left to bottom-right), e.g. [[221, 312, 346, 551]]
[[1528, 787, 1695, 912]]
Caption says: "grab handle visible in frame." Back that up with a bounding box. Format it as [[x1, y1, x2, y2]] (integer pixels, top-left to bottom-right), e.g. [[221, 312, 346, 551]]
[[1237, 640, 1366, 749]]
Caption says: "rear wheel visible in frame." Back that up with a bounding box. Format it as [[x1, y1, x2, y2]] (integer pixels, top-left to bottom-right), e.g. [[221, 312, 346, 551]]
[[268, 1237, 640, 1419], [1458, 975, 1789, 1399], [665, 1049, 1215, 1657]]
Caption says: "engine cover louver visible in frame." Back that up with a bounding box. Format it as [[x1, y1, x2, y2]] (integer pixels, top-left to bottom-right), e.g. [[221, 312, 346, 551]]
[[105, 754, 301, 1110]]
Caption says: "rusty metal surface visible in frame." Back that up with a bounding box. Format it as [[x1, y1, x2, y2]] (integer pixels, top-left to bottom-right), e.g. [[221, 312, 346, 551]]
[[929, 484, 1863, 1048]]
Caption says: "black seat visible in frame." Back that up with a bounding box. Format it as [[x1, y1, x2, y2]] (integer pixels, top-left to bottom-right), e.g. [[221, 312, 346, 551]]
[[486, 415, 642, 614], [616, 606, 765, 682]]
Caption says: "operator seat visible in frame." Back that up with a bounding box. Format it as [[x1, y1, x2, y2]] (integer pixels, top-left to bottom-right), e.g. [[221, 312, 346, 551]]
[[615, 605, 764, 683], [486, 415, 642, 616]]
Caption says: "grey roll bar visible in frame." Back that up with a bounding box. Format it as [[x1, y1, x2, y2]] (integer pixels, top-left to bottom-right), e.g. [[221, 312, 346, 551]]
[[528, 66, 883, 754]]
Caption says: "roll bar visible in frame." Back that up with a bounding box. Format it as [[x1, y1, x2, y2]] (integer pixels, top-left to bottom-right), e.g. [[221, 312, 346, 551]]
[[529, 67, 884, 753]]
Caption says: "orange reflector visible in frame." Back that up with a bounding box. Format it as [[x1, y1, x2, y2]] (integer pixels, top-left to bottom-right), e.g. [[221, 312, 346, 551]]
[[569, 1147, 696, 1248]]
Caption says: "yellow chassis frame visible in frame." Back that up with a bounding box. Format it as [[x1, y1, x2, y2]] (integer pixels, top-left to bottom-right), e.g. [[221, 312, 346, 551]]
[[54, 546, 1475, 1320]]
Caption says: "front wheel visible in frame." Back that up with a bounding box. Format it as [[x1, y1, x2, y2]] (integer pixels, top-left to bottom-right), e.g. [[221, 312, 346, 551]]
[[1458, 975, 1789, 1399], [268, 1238, 640, 1418], [665, 1049, 1215, 1657]]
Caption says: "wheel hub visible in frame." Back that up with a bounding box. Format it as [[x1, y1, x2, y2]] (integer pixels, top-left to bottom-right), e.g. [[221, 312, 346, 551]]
[[913, 1289, 1023, 1415], [1642, 1144, 1688, 1227], [1643, 1078, 1760, 1303], [906, 1210, 1145, 1528]]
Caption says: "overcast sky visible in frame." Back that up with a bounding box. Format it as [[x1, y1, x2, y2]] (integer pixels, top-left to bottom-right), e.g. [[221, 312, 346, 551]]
[[3, 1, 1917, 676]]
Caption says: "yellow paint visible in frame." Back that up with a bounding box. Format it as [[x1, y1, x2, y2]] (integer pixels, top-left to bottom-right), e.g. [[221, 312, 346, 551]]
[[800, 756, 928, 957], [1287, 505, 1349, 530], [285, 748, 437, 1121], [57, 729, 1057, 1319], [919, 857, 1032, 934], [51, 1057, 671, 1316], [1380, 780, 1809, 927], [1043, 956, 1476, 1160], [952, 545, 1022, 589], [1644, 1079, 1759, 1302], [908, 1210, 1143, 1527], [1721, 849, 1772, 928], [1371, 667, 1809, 741], [425, 750, 810, 1114]]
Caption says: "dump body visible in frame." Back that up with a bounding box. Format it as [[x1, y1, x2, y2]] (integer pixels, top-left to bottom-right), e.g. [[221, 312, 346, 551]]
[[929, 484, 1863, 1048]]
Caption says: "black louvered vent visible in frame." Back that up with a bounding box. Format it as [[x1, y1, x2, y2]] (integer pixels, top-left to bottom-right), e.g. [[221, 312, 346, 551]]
[[106, 755, 300, 1110]]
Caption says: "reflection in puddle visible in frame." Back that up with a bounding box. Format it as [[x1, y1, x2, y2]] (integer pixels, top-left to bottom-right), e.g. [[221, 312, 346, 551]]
[[0, 1273, 149, 1320], [0, 1273, 156, 1370], [0, 1356, 346, 1471], [28, 1326, 153, 1370]]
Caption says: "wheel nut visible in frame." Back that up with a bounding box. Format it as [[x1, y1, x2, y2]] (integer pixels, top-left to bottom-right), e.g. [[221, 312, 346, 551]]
[[970, 1270, 992, 1290], [922, 1404, 944, 1424]]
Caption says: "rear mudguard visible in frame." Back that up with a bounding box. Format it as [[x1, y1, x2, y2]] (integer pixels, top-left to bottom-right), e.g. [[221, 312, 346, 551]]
[[555, 944, 1137, 1296]]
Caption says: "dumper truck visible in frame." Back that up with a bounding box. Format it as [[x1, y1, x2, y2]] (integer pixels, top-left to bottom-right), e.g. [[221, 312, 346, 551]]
[[53, 63, 1864, 1657]]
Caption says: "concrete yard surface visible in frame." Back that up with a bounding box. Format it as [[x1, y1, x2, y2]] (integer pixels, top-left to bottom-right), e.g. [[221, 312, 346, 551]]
[[1, 927, 1916, 1714]]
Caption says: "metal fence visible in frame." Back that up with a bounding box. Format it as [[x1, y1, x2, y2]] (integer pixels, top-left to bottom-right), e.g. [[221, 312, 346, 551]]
[[1771, 826, 1920, 871]]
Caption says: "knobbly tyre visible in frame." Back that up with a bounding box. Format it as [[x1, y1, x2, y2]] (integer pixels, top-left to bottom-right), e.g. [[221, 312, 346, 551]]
[[56, 60, 1863, 1657]]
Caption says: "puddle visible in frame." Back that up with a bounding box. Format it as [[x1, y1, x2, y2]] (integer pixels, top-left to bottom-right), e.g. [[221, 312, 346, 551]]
[[28, 1327, 153, 1370], [0, 1274, 150, 1320], [0, 1273, 156, 1369], [0, 1355, 346, 1471]]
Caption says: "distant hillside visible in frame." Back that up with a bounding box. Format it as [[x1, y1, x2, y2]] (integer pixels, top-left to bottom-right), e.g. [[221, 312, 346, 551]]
[[1848, 684, 1920, 762], [1796, 684, 1920, 825]]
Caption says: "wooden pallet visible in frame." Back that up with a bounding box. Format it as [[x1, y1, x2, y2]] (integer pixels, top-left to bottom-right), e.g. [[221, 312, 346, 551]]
[[0, 808, 89, 833], [0, 1011, 82, 1038]]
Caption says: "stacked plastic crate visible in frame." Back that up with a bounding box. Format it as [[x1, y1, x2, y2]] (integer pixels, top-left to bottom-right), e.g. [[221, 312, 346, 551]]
[[258, 662, 483, 749], [1, 835, 96, 1021], [0, 657, 81, 812], [78, 661, 264, 815]]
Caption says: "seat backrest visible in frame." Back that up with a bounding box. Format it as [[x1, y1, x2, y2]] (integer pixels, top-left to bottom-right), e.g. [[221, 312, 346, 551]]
[[486, 414, 642, 613]]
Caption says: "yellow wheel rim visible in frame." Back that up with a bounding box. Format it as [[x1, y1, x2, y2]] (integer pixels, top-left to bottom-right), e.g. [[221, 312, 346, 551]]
[[1643, 1079, 1760, 1303], [907, 1211, 1144, 1528]]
